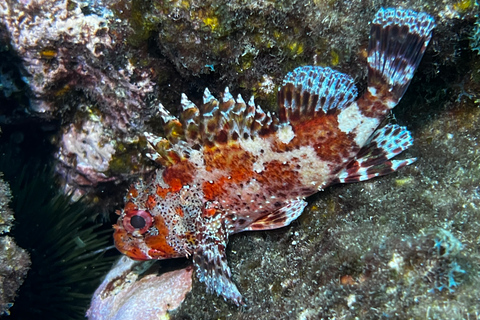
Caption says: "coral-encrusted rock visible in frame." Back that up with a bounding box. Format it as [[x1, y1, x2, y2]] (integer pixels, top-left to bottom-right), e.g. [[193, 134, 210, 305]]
[[0, 0, 157, 196], [0, 236, 30, 315], [87, 257, 193, 320], [0, 0, 155, 121], [0, 173, 13, 235], [56, 118, 117, 198], [0, 174, 30, 315]]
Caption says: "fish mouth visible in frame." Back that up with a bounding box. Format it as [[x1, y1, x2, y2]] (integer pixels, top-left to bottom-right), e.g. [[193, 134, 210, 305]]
[[113, 227, 150, 260]]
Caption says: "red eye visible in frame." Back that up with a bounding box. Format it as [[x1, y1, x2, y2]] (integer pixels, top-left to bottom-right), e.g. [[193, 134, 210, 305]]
[[122, 210, 153, 234]]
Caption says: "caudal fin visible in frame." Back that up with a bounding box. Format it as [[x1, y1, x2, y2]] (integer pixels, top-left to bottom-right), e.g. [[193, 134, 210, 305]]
[[368, 8, 435, 104]]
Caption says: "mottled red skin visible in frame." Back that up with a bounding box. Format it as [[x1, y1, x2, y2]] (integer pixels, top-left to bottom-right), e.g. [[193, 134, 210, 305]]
[[113, 7, 434, 305], [113, 78, 399, 307]]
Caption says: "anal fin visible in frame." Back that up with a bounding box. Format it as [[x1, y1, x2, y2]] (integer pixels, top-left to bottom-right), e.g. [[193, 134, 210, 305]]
[[244, 199, 307, 231], [336, 124, 415, 183]]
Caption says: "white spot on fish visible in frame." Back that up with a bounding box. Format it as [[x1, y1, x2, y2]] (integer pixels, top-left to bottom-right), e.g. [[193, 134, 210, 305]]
[[276, 123, 295, 144], [337, 102, 379, 146]]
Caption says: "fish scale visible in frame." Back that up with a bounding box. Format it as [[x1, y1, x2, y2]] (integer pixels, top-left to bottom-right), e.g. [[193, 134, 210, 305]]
[[113, 7, 436, 306]]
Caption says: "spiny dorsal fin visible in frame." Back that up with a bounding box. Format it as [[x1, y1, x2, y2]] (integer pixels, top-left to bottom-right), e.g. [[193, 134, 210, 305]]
[[159, 103, 184, 145], [278, 66, 358, 124], [145, 104, 193, 167], [180, 93, 200, 145], [198, 87, 278, 143], [145, 132, 179, 167], [145, 88, 278, 166]]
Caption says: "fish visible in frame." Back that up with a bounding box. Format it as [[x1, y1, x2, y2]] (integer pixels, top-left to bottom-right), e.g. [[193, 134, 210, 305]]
[[113, 7, 435, 306]]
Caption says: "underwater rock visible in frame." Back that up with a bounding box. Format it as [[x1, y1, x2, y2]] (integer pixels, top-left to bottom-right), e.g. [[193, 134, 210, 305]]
[[0, 236, 30, 316], [0, 173, 13, 234], [56, 118, 118, 198], [0, 0, 112, 115], [0, 0, 155, 121], [87, 256, 193, 320], [0, 174, 30, 316], [0, 0, 157, 197]]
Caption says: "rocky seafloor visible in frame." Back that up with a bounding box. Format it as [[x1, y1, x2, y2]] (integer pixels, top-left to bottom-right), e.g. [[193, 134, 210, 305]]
[[1, 0, 480, 318]]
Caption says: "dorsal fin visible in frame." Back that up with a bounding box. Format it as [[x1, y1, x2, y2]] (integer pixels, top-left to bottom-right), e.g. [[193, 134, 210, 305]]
[[180, 93, 200, 145], [278, 66, 358, 124], [199, 87, 278, 145], [145, 88, 278, 167]]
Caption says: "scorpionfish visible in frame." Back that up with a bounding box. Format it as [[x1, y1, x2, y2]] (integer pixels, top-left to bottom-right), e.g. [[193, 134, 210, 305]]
[[114, 8, 435, 305]]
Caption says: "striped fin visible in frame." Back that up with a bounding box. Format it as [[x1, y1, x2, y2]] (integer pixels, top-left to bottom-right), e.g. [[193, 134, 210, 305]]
[[145, 88, 278, 166], [243, 199, 307, 231], [278, 66, 358, 124], [144, 132, 181, 167], [145, 104, 188, 166], [180, 93, 201, 145], [200, 87, 278, 144], [193, 215, 244, 306], [368, 7, 435, 104], [336, 124, 415, 183]]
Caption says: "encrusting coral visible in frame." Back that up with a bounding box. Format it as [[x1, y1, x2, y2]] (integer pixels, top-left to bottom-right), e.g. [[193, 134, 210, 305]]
[[0, 173, 30, 316], [0, 0, 158, 199]]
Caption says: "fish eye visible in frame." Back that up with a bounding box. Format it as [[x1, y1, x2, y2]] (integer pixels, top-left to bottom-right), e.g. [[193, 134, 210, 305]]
[[130, 215, 146, 229], [122, 210, 153, 234]]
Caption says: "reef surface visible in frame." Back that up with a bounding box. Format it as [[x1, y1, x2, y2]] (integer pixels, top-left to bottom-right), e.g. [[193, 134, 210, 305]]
[[1, 0, 479, 318]]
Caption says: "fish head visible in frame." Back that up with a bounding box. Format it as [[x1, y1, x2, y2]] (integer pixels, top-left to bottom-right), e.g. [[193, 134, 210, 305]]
[[114, 208, 183, 260], [113, 179, 200, 261]]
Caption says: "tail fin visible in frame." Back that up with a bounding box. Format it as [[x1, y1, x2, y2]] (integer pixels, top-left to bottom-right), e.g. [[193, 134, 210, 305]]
[[368, 8, 435, 104]]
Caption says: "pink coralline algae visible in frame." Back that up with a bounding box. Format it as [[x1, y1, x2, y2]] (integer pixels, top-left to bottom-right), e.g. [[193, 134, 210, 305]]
[[56, 117, 118, 197], [0, 0, 157, 196], [0, 0, 154, 120], [87, 256, 193, 320]]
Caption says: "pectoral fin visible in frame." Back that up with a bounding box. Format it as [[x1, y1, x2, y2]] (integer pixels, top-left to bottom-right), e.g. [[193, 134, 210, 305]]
[[244, 199, 307, 231], [193, 214, 244, 306]]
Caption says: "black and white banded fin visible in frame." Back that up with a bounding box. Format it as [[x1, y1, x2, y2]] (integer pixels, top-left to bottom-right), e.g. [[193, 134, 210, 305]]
[[278, 66, 358, 124], [336, 124, 415, 183], [368, 7, 435, 104]]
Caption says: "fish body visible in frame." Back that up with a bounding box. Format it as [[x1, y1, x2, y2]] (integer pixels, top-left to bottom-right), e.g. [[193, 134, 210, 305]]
[[114, 8, 435, 305]]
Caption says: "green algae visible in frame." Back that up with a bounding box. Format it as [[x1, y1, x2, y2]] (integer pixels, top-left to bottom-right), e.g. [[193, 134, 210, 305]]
[[108, 136, 150, 175]]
